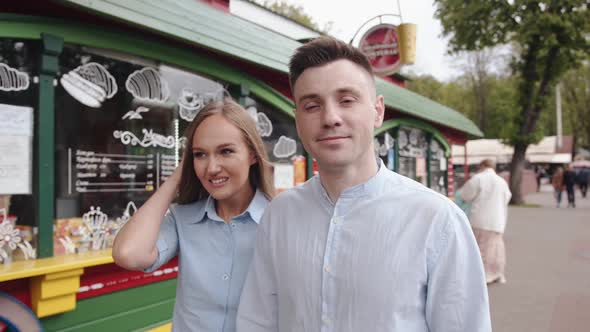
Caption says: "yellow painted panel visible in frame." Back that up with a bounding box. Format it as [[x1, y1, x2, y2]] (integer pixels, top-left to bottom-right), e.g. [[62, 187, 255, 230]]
[[146, 323, 172, 332], [34, 293, 77, 318], [42, 268, 84, 281], [0, 249, 113, 282], [29, 268, 83, 317], [38, 276, 80, 298]]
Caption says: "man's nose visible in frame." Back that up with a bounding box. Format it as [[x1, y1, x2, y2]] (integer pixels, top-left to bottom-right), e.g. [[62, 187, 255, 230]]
[[321, 101, 342, 128]]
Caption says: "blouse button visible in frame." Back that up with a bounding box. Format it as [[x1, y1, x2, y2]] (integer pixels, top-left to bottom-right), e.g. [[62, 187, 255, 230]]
[[222, 274, 230, 281]]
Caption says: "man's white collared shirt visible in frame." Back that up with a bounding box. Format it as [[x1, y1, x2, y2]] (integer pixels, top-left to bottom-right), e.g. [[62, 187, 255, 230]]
[[237, 163, 491, 332]]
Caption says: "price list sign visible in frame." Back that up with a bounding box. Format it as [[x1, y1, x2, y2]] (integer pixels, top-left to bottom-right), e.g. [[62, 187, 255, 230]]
[[69, 149, 157, 194]]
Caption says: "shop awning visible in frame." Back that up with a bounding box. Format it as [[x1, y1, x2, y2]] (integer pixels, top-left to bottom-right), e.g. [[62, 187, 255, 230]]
[[61, 0, 483, 137], [452, 136, 574, 165]]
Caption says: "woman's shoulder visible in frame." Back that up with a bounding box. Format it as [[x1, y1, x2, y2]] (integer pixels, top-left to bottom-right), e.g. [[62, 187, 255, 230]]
[[168, 199, 208, 221]]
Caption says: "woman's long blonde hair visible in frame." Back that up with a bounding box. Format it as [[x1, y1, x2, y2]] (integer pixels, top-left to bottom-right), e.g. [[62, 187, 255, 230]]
[[176, 97, 275, 204]]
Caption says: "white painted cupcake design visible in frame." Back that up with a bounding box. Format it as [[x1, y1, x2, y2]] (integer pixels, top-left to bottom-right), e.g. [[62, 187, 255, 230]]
[[178, 88, 204, 121]]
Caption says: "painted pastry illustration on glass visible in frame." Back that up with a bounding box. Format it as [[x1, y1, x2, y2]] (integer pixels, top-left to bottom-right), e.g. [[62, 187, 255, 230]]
[[0, 63, 29, 92], [177, 88, 204, 121], [60, 62, 118, 108], [126, 67, 170, 103], [273, 136, 297, 159]]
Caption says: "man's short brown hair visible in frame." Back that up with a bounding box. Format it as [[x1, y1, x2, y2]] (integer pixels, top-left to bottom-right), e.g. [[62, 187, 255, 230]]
[[288, 36, 374, 93]]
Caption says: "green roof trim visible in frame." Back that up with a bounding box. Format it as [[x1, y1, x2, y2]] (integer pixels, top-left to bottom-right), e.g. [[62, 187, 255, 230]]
[[40, 0, 481, 136], [0, 14, 295, 117], [376, 79, 483, 137], [61, 0, 299, 73]]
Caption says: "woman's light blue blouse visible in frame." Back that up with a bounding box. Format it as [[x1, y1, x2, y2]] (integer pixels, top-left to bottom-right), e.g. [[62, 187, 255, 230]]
[[146, 189, 268, 332]]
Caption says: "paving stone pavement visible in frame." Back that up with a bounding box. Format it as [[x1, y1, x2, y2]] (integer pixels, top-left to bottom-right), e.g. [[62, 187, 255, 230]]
[[488, 189, 590, 332]]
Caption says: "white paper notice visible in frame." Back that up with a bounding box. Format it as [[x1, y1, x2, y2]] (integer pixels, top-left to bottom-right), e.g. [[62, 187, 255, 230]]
[[0, 104, 34, 194], [440, 157, 447, 171], [273, 163, 294, 190], [0, 103, 33, 136]]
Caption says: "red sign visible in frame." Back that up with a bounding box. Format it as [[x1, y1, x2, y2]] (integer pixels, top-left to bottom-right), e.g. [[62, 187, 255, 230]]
[[359, 24, 401, 76]]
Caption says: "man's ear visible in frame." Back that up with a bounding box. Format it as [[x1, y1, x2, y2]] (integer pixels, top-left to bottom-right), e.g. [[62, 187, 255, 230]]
[[374, 95, 385, 128]]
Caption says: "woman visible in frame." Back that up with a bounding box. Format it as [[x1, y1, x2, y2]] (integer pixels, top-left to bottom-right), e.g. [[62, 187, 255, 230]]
[[551, 166, 564, 208], [112, 98, 274, 332]]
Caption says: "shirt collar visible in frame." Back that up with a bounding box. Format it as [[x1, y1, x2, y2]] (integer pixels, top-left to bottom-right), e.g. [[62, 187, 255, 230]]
[[315, 158, 386, 205], [193, 189, 268, 224], [339, 158, 386, 198]]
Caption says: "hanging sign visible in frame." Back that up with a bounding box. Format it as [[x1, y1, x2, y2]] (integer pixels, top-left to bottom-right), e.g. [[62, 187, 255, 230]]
[[359, 23, 402, 76]]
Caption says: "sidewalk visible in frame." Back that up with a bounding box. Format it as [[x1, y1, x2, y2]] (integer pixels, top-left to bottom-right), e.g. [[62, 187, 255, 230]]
[[488, 190, 590, 332]]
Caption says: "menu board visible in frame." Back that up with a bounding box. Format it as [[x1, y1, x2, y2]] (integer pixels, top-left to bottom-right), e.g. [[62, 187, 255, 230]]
[[429, 158, 447, 195], [0, 104, 33, 194], [68, 148, 177, 194], [398, 156, 416, 180], [159, 154, 177, 185]]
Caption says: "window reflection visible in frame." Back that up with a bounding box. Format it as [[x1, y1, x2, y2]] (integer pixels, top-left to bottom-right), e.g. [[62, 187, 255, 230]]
[[54, 45, 224, 256], [0, 39, 39, 263]]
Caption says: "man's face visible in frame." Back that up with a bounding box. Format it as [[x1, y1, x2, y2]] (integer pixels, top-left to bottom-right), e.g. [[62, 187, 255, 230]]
[[293, 59, 384, 170]]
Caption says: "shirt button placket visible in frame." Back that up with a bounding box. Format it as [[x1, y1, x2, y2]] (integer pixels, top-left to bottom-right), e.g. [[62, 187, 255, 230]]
[[321, 209, 341, 332]]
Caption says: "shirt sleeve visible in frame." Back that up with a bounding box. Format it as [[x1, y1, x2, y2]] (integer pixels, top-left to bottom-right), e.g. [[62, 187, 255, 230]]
[[144, 207, 180, 273], [237, 208, 278, 332], [425, 205, 492, 332], [504, 183, 512, 205], [459, 177, 478, 202]]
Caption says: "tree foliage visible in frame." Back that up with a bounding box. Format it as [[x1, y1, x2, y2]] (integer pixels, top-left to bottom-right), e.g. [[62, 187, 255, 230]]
[[433, 0, 590, 203], [257, 0, 329, 33], [561, 63, 590, 148], [407, 72, 519, 139]]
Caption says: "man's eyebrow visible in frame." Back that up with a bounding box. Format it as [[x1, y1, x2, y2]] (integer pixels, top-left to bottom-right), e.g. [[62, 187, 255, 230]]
[[297, 93, 320, 104], [336, 87, 361, 95]]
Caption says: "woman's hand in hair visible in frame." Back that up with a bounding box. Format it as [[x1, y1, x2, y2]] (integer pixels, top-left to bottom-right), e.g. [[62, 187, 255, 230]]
[[112, 157, 185, 270]]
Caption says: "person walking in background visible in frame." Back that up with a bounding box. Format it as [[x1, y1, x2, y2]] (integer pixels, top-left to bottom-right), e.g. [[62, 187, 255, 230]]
[[460, 159, 512, 285], [112, 98, 274, 332], [552, 167, 565, 207], [563, 164, 577, 208], [534, 165, 544, 192], [577, 167, 589, 198]]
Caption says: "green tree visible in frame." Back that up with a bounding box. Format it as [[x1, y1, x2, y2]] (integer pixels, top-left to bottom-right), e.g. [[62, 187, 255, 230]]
[[561, 64, 590, 149], [258, 1, 330, 33], [407, 73, 518, 139], [434, 0, 590, 204], [405, 75, 446, 101]]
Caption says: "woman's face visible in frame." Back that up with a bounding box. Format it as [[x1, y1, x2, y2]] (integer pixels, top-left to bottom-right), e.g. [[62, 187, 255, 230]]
[[191, 113, 256, 203]]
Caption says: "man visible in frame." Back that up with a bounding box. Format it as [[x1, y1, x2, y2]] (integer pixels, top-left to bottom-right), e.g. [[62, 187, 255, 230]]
[[237, 37, 491, 331], [576, 167, 588, 199], [563, 164, 577, 207], [460, 159, 511, 284]]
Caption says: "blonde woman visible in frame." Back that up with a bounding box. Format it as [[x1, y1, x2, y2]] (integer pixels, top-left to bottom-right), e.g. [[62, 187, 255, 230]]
[[113, 98, 274, 332]]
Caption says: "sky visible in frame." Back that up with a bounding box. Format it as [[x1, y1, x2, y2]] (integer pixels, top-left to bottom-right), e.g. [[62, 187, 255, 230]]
[[287, 0, 461, 81]]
